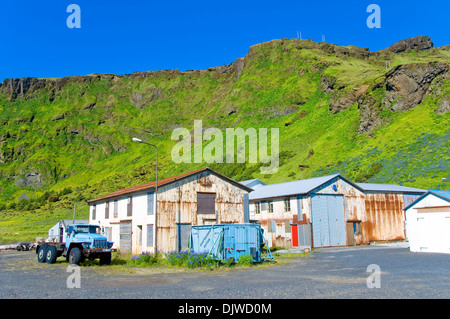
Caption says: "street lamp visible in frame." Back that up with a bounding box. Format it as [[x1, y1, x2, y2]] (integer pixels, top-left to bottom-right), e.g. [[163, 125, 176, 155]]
[[132, 137, 158, 254]]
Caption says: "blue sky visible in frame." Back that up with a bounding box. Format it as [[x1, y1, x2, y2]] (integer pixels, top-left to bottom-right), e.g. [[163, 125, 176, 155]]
[[0, 1, 449, 81]]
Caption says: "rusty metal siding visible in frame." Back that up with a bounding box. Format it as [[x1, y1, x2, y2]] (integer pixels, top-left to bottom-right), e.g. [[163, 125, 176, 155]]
[[247, 175, 422, 249], [156, 170, 248, 252], [362, 193, 406, 243]]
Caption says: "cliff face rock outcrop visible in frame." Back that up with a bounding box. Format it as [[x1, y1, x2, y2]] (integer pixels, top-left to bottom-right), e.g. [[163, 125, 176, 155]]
[[325, 61, 449, 134], [383, 62, 449, 111], [383, 36, 434, 54]]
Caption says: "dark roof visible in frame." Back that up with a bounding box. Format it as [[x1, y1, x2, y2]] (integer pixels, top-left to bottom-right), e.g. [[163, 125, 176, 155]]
[[87, 167, 252, 204], [355, 182, 425, 193]]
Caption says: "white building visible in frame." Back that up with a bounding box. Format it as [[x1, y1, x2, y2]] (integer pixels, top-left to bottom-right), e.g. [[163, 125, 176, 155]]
[[404, 190, 450, 254]]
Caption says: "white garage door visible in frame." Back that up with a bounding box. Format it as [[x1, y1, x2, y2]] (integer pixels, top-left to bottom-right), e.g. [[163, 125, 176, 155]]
[[416, 213, 450, 253]]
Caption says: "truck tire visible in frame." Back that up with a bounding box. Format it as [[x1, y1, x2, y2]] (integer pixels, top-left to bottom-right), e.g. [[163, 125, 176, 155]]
[[68, 247, 82, 265], [37, 245, 48, 263], [46, 246, 57, 264], [99, 252, 112, 265]]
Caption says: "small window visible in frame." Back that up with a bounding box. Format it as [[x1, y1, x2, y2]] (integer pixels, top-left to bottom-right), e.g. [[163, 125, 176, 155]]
[[137, 225, 142, 246], [92, 205, 96, 220], [114, 200, 118, 218], [147, 192, 154, 215], [353, 221, 362, 235], [261, 201, 268, 211], [268, 200, 273, 213], [255, 202, 261, 214], [197, 193, 216, 215], [127, 196, 132, 217], [147, 224, 154, 247], [284, 198, 291, 212], [105, 202, 110, 219]]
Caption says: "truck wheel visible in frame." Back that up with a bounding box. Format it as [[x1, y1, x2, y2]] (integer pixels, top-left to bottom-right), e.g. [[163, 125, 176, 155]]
[[45, 246, 57, 264], [99, 252, 112, 265], [37, 245, 48, 263], [68, 247, 82, 265]]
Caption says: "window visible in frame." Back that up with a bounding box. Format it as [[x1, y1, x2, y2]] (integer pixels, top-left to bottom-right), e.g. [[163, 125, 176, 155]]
[[353, 221, 362, 235], [268, 200, 274, 213], [147, 192, 154, 215], [284, 197, 291, 212], [197, 193, 216, 214], [127, 196, 132, 217], [114, 200, 118, 218], [297, 196, 303, 221], [147, 225, 154, 247], [76, 225, 100, 234], [261, 201, 268, 211], [105, 202, 110, 219], [105, 227, 112, 241], [137, 225, 142, 246], [255, 202, 261, 214], [92, 205, 96, 220]]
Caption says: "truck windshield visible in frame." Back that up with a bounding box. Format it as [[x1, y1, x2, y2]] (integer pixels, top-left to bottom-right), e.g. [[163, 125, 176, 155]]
[[76, 226, 101, 234]]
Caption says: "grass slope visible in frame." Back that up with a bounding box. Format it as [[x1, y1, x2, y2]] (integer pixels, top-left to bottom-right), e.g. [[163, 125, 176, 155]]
[[0, 38, 449, 243]]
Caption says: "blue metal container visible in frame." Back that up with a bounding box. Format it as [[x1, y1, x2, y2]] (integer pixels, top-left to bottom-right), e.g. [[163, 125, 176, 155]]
[[189, 224, 273, 263]]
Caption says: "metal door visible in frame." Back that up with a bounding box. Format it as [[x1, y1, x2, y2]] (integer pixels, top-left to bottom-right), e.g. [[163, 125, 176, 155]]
[[292, 225, 298, 247], [120, 220, 132, 252], [311, 194, 345, 247]]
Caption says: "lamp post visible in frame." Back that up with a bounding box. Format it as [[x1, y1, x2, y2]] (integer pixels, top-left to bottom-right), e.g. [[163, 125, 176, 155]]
[[132, 137, 158, 254]]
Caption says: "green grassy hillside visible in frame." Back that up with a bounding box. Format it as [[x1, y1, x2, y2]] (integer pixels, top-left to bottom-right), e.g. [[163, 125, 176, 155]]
[[0, 37, 449, 242]]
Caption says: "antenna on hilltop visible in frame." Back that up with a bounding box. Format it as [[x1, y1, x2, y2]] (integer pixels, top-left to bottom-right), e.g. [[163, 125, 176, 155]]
[[322, 34, 326, 43], [297, 30, 302, 40], [385, 60, 391, 70]]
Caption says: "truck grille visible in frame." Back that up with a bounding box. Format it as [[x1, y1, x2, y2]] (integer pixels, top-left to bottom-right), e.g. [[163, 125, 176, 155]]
[[93, 239, 108, 248]]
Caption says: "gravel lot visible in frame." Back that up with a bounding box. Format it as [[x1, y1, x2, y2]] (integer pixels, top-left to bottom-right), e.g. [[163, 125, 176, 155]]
[[1, 245, 449, 299]]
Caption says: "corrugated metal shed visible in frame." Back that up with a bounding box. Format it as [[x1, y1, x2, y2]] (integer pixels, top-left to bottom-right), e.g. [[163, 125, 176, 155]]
[[248, 174, 427, 249]]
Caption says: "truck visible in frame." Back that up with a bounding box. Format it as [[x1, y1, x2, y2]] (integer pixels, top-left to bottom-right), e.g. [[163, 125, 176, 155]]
[[36, 223, 115, 265]]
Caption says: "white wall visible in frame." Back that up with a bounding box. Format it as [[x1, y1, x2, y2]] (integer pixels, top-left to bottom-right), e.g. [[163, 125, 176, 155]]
[[89, 191, 156, 255], [405, 194, 450, 253]]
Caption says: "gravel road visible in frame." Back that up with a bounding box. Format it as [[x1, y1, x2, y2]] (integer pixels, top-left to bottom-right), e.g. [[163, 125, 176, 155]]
[[1, 245, 449, 299]]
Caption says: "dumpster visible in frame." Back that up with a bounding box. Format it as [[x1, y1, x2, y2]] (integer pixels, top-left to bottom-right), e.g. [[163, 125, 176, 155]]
[[189, 224, 274, 262]]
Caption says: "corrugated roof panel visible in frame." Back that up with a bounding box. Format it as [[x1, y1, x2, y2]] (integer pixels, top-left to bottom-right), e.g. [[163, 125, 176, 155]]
[[430, 190, 450, 201], [240, 179, 261, 186], [355, 182, 426, 193], [239, 178, 266, 189], [87, 167, 252, 203], [248, 174, 340, 200]]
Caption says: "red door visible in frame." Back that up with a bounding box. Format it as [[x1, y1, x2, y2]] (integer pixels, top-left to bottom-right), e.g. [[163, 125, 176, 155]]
[[292, 225, 298, 247]]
